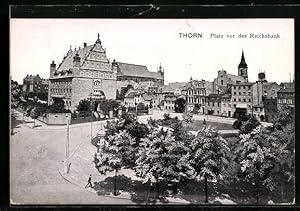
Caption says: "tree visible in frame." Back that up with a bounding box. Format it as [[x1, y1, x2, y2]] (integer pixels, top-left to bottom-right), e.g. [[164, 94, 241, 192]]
[[235, 125, 275, 204], [11, 80, 21, 109], [30, 107, 39, 128], [94, 130, 135, 195], [272, 105, 294, 130], [182, 112, 193, 123], [240, 116, 261, 134], [99, 99, 120, 116], [188, 126, 230, 203], [76, 99, 92, 117], [262, 106, 295, 201], [135, 127, 174, 199], [104, 113, 149, 168], [47, 98, 70, 113], [175, 98, 186, 113]]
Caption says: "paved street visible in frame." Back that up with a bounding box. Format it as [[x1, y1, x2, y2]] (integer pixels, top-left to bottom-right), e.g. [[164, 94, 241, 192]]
[[10, 111, 132, 204]]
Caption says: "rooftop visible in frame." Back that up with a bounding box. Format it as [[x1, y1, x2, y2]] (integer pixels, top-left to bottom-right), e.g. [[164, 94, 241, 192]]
[[117, 62, 163, 80]]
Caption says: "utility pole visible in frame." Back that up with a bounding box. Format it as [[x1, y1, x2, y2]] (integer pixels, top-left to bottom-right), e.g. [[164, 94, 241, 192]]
[[65, 119, 70, 174], [90, 93, 93, 142]]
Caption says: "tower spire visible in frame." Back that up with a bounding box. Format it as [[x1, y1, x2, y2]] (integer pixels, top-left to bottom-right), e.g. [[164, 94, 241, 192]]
[[96, 33, 101, 44], [238, 49, 248, 81], [239, 49, 247, 67]]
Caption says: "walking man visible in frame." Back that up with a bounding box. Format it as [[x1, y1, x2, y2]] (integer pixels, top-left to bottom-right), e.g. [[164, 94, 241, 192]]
[[85, 174, 93, 188]]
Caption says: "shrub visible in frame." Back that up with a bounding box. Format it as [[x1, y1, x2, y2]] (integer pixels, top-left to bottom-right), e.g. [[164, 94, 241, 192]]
[[182, 112, 193, 123]]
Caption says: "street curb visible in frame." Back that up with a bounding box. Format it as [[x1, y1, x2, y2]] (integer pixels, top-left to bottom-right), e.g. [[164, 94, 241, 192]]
[[57, 164, 134, 202], [57, 164, 189, 204]]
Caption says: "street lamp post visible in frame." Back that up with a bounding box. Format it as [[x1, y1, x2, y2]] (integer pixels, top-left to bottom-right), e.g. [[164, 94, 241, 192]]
[[90, 93, 93, 142], [64, 118, 70, 174]]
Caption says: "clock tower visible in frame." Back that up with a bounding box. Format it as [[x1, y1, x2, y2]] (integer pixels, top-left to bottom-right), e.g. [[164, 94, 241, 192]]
[[238, 50, 248, 81]]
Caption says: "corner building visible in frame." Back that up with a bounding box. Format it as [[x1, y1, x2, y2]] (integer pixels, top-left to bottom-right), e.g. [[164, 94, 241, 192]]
[[48, 34, 117, 112]]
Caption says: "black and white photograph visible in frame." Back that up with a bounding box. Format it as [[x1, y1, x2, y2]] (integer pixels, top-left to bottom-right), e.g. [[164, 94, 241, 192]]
[[10, 18, 295, 205]]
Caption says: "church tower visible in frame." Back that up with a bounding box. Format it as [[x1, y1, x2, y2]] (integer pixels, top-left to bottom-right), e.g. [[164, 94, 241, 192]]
[[238, 50, 248, 81]]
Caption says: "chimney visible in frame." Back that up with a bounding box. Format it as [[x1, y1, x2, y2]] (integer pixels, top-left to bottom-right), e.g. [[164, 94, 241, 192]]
[[84, 42, 87, 47], [73, 53, 81, 67]]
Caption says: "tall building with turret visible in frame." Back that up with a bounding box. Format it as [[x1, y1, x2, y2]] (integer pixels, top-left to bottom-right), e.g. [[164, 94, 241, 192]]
[[238, 50, 248, 81], [48, 34, 117, 112]]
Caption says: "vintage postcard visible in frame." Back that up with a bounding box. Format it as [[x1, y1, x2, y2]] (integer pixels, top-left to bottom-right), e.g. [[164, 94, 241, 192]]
[[10, 18, 295, 205]]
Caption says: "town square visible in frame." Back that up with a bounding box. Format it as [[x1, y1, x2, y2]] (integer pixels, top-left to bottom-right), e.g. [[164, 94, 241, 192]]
[[10, 19, 295, 205]]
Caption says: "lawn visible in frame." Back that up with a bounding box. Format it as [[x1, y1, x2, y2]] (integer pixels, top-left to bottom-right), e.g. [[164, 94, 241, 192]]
[[183, 120, 234, 131]]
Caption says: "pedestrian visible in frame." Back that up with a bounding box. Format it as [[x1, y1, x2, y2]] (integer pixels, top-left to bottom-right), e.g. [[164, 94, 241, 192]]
[[85, 174, 93, 188]]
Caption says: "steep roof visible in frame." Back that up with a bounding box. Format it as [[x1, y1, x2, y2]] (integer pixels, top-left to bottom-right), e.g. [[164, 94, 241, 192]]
[[233, 82, 255, 86], [117, 62, 163, 80], [162, 82, 186, 93], [57, 45, 94, 72]]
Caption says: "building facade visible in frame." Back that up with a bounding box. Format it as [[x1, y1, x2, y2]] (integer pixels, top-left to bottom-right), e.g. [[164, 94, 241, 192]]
[[22, 74, 49, 100], [231, 82, 254, 114], [205, 94, 222, 115], [277, 88, 294, 109], [220, 94, 233, 117], [48, 34, 117, 112], [185, 78, 213, 113]]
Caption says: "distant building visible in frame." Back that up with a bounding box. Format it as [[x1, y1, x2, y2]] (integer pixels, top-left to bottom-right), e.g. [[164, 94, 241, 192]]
[[205, 94, 222, 115], [48, 34, 117, 112], [116, 62, 164, 85], [212, 51, 248, 94], [263, 98, 277, 122], [164, 93, 177, 111], [231, 82, 255, 115], [185, 78, 213, 113], [220, 94, 233, 117], [22, 74, 49, 100], [277, 88, 294, 109]]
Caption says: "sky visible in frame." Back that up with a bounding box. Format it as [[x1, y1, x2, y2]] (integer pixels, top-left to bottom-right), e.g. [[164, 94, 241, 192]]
[[10, 19, 294, 85]]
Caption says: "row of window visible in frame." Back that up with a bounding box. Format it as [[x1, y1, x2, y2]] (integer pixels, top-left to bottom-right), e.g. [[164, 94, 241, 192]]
[[233, 86, 251, 90], [51, 88, 72, 94], [187, 97, 205, 104], [278, 99, 293, 104], [165, 100, 175, 104], [80, 71, 114, 79], [165, 106, 174, 110], [187, 89, 205, 95], [207, 102, 221, 107], [233, 98, 251, 102], [51, 81, 71, 88], [233, 91, 251, 96]]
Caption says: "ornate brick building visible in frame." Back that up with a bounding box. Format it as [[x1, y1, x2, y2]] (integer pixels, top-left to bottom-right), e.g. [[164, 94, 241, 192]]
[[48, 34, 117, 112], [185, 78, 213, 113]]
